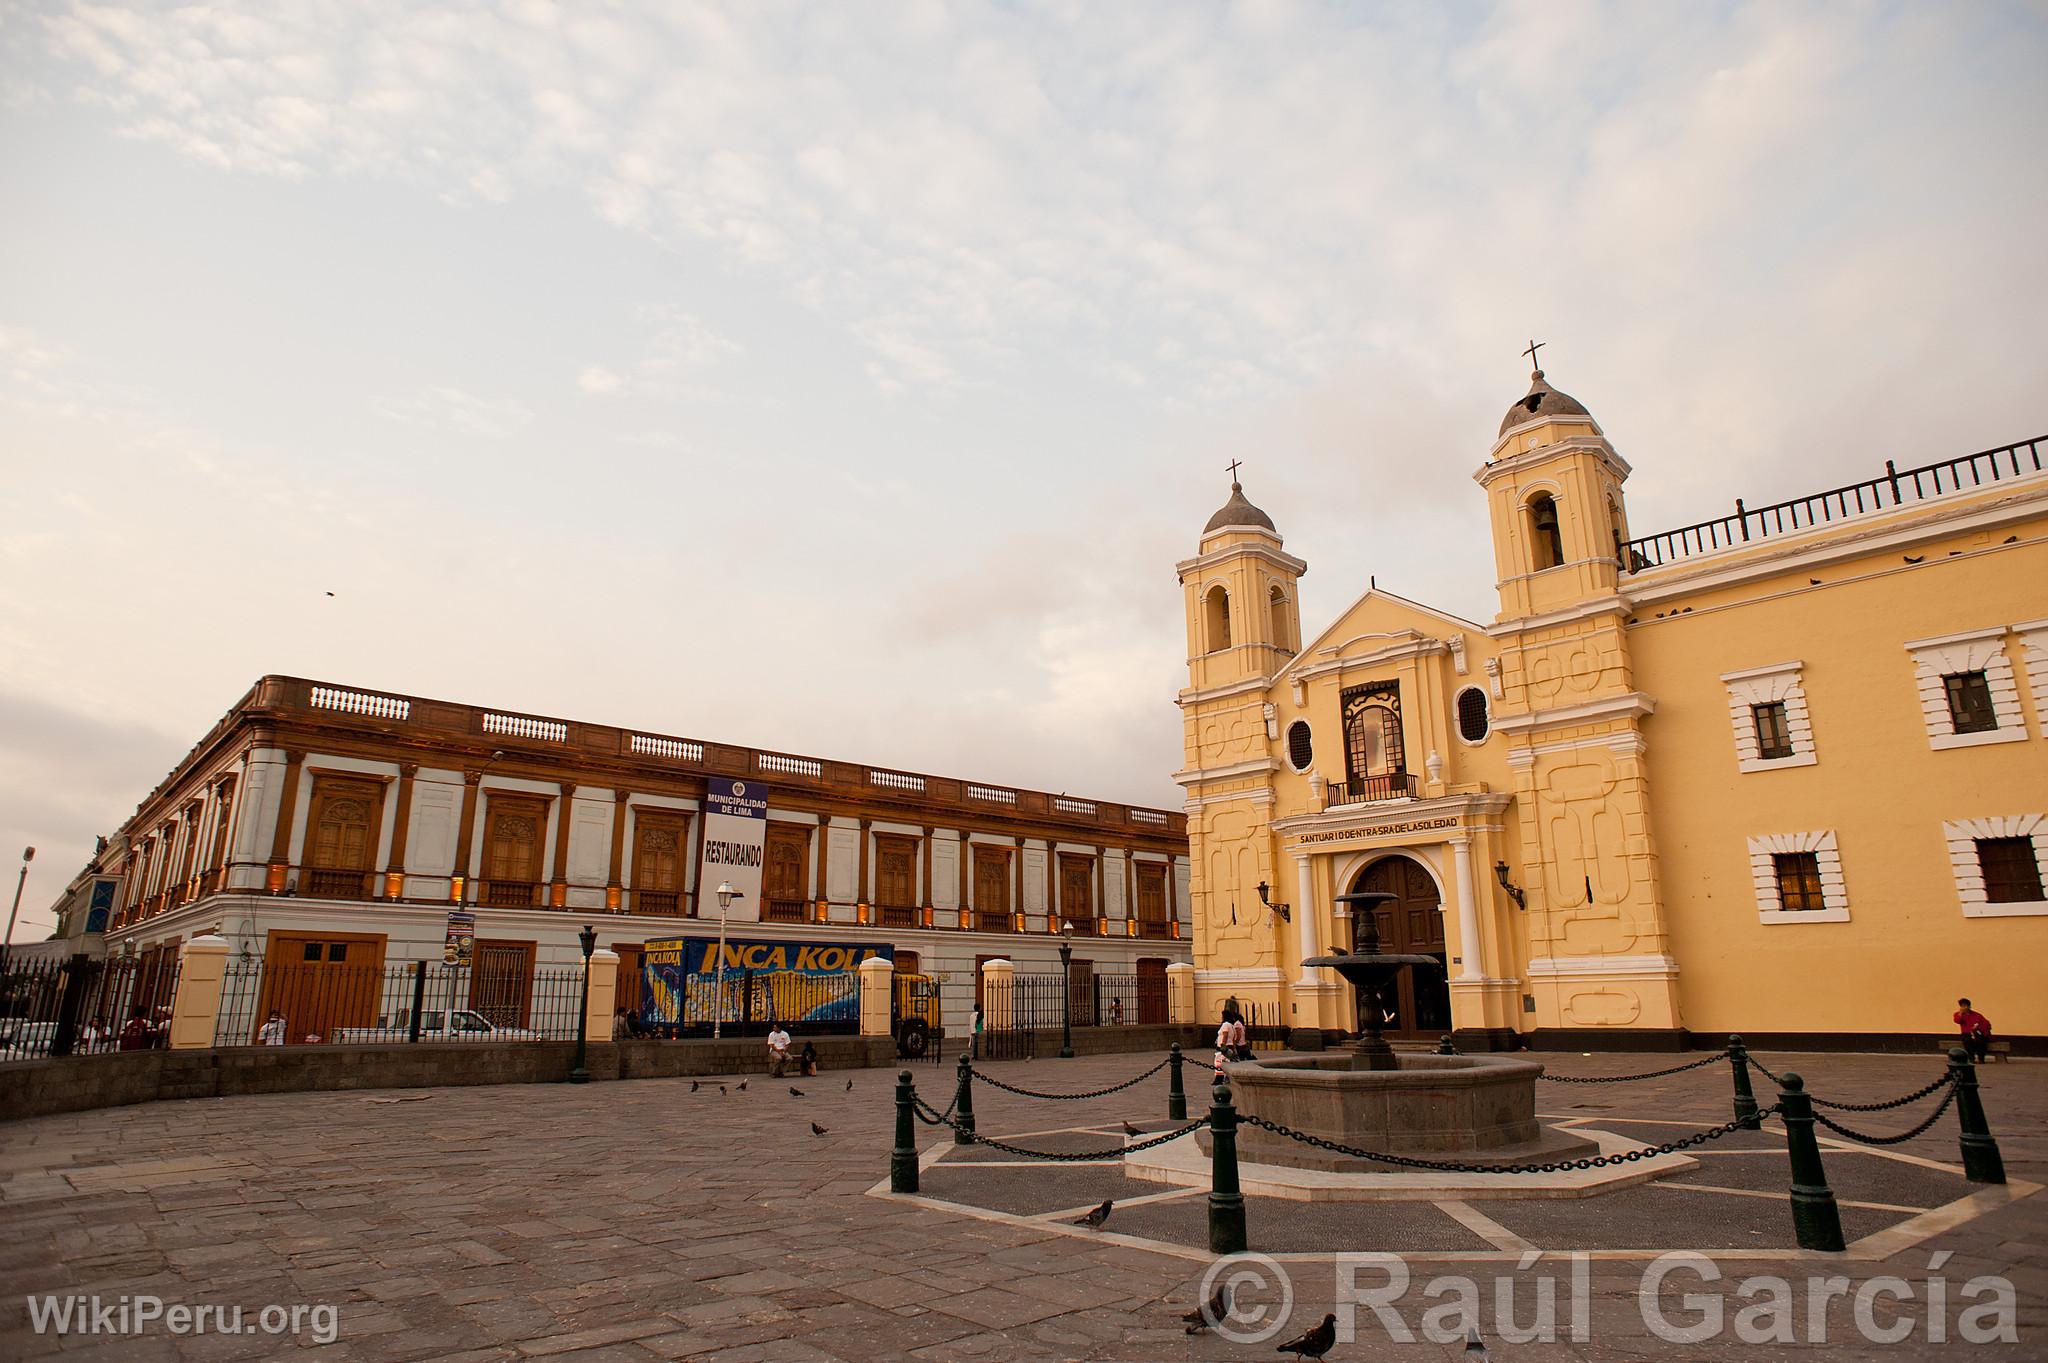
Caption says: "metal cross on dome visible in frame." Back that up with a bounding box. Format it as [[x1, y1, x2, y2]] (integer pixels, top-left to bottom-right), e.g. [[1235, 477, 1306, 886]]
[[1226, 458, 1243, 485], [1523, 338, 1546, 371]]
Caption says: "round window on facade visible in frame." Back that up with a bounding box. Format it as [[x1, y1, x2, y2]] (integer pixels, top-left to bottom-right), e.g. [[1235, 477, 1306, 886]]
[[1286, 720, 1314, 772], [1456, 687, 1490, 744]]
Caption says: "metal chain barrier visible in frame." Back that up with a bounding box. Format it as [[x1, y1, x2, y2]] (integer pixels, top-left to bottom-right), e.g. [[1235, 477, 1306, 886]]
[[968, 1057, 1169, 1101], [1235, 1109, 1775, 1175], [1744, 1054, 1790, 1087], [913, 1096, 1202, 1160], [1811, 1083, 1959, 1146], [1539, 1052, 1727, 1084], [1744, 1057, 1951, 1112]]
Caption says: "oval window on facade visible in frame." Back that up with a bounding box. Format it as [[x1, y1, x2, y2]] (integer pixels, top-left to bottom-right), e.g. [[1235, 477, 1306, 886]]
[[1456, 687, 1490, 743], [1286, 720, 1314, 772]]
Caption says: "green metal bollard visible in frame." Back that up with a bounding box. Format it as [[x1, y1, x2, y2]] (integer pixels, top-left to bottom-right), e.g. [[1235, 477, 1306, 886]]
[[1207, 1075, 1248, 1255], [1778, 1072, 1844, 1252], [1167, 1043, 1187, 1121], [1947, 1048, 2005, 1184], [891, 1070, 919, 1194], [953, 1052, 977, 1146], [1728, 1034, 1761, 1131], [1437, 1035, 1457, 1056]]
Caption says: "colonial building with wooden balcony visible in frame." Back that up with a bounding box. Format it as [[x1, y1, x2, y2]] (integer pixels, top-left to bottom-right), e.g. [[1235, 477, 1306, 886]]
[[92, 677, 1191, 1030], [1181, 359, 2047, 1052]]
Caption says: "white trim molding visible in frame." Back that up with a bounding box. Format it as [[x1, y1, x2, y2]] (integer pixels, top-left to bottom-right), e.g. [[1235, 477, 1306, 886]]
[[1943, 813, 2048, 919], [1524, 954, 1678, 977], [1904, 626, 2028, 750], [1721, 661, 1818, 773], [2015, 619, 2048, 727], [1745, 830, 1851, 924]]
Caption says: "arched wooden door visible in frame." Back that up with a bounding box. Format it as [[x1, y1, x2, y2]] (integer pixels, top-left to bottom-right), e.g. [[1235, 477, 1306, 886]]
[[1349, 855, 1451, 1039]]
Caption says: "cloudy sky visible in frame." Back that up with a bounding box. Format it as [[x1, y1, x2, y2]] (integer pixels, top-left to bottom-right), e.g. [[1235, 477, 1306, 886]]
[[3, 1, 2045, 938]]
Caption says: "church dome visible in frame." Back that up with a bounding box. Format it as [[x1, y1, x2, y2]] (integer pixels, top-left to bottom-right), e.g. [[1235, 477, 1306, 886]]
[[1499, 369, 1591, 436], [1204, 480, 1276, 534]]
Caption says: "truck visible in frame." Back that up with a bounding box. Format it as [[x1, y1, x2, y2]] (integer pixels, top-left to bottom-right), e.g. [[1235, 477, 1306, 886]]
[[641, 935, 943, 1058]]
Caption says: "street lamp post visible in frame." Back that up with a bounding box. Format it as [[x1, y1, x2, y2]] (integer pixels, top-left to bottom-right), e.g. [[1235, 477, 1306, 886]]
[[712, 881, 744, 1041], [1057, 918, 1075, 1059], [570, 923, 596, 1084], [0, 847, 34, 979]]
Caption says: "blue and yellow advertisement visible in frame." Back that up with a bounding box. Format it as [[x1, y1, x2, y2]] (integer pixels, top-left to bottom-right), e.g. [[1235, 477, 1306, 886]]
[[641, 936, 892, 1031]]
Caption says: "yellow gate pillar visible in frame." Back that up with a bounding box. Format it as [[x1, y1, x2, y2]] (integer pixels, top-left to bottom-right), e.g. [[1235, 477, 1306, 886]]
[[169, 935, 230, 1050]]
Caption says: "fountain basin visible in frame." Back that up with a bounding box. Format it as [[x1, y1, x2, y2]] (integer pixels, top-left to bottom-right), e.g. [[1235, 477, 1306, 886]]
[[1224, 1052, 1598, 1172]]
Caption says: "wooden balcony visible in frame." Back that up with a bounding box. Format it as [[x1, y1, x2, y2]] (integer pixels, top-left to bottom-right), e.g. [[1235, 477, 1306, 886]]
[[763, 898, 809, 924], [480, 879, 540, 908], [633, 889, 682, 917], [973, 910, 1013, 933], [303, 867, 373, 899], [1136, 918, 1173, 940], [877, 904, 916, 928]]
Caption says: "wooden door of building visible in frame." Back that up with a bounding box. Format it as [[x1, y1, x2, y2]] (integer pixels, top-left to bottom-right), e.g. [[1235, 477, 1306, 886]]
[[614, 943, 645, 1020], [1349, 855, 1450, 1038], [303, 776, 384, 900], [257, 930, 387, 1044], [1134, 862, 1170, 939], [631, 814, 686, 916], [471, 940, 536, 1029], [875, 835, 917, 927], [972, 846, 1010, 932], [481, 797, 546, 907], [763, 824, 810, 923], [1058, 854, 1095, 933], [1135, 958, 1168, 1024]]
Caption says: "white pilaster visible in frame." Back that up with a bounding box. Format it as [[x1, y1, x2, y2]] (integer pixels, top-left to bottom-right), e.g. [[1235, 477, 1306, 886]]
[[1293, 853, 1320, 984], [1451, 835, 1483, 981]]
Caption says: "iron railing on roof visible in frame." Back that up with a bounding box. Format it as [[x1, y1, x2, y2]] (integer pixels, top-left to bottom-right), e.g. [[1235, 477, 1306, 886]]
[[1622, 436, 2044, 572]]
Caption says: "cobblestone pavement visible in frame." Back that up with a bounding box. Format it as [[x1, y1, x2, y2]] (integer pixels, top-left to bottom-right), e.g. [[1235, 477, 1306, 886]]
[[1, 1048, 2042, 1361]]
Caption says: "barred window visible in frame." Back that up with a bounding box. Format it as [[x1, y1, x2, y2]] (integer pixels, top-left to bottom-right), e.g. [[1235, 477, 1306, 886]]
[[1977, 837, 2043, 903], [1772, 853, 1826, 912], [1286, 721, 1313, 772], [1456, 688, 1490, 743], [1944, 672, 1998, 734], [1752, 702, 1793, 760]]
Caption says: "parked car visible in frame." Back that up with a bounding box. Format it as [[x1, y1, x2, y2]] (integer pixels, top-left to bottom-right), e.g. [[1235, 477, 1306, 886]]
[[329, 1009, 542, 1044], [0, 1019, 121, 1059]]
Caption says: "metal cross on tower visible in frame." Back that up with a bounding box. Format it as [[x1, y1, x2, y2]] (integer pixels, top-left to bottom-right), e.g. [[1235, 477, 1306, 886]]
[[1226, 458, 1243, 485], [1522, 338, 1546, 372]]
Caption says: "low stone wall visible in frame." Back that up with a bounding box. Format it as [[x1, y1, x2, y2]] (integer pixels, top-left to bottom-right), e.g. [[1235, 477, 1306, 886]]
[[0, 1034, 909, 1124], [0, 1023, 1208, 1124]]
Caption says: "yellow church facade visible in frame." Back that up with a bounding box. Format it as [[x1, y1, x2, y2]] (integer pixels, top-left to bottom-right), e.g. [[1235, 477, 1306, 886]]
[[1177, 368, 2047, 1051]]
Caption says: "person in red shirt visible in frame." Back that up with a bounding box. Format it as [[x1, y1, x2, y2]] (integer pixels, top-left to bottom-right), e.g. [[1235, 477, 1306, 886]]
[[1953, 998, 1993, 1063]]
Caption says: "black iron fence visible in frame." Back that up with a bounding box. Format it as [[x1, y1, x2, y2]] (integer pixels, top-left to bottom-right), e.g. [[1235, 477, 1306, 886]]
[[0, 954, 181, 1058], [1622, 436, 2045, 571], [213, 959, 591, 1047], [979, 973, 1067, 1060], [1326, 773, 1420, 805], [1091, 972, 1170, 1027]]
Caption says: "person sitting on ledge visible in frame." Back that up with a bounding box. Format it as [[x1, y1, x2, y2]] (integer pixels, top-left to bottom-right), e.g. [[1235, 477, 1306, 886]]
[[1954, 998, 1993, 1063]]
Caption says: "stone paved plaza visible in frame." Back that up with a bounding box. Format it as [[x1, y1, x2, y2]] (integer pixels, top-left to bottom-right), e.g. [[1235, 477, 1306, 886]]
[[2, 1048, 2043, 1361]]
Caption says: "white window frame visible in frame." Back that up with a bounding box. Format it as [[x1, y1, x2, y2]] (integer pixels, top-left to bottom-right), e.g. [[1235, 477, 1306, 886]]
[[1721, 661, 1817, 772], [1904, 627, 2027, 750], [1452, 685, 1492, 747], [1944, 814, 2048, 919], [1746, 831, 1850, 924], [2016, 619, 2048, 726]]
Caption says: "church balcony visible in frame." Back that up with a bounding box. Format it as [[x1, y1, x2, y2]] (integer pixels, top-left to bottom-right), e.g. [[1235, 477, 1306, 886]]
[[1326, 773, 1420, 807]]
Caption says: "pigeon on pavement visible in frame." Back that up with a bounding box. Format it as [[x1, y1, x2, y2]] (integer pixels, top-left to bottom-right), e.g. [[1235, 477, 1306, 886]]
[[811, 1121, 829, 1136], [718, 1085, 727, 1096], [1182, 1282, 1231, 1334], [790, 1086, 805, 1097], [1276, 1313, 1338, 1361], [845, 1079, 854, 1091], [1121, 1121, 1141, 1136], [736, 1080, 747, 1092], [1072, 1199, 1113, 1228], [1465, 1326, 1491, 1359], [690, 1080, 700, 1092]]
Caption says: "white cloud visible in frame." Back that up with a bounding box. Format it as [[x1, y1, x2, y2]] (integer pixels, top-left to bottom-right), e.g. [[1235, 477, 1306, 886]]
[[375, 386, 534, 440], [577, 365, 622, 394]]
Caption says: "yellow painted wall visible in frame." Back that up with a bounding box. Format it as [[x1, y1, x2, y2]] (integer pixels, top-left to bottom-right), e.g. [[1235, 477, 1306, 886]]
[[1633, 504, 2048, 1039]]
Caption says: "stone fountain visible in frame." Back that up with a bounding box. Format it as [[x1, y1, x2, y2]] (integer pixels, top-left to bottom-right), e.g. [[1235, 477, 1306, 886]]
[[1223, 890, 1598, 1171]]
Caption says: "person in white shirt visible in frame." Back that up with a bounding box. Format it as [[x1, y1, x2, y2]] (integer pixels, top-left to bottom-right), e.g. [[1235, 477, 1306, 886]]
[[257, 1011, 287, 1046], [767, 1024, 792, 1076]]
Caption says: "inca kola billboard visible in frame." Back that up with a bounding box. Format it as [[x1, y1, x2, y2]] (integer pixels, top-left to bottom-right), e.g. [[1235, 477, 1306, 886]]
[[697, 779, 768, 920]]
